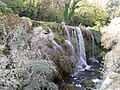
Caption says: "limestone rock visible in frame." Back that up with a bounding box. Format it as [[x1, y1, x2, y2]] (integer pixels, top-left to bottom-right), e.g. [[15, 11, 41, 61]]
[[101, 17, 120, 73], [100, 72, 120, 90], [0, 12, 74, 90]]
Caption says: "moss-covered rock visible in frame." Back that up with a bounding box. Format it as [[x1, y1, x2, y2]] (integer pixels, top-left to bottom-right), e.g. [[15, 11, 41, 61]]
[[51, 51, 75, 81], [82, 80, 94, 89], [60, 84, 75, 90]]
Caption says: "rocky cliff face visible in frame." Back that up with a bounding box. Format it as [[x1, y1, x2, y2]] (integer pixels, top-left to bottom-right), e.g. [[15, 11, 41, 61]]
[[100, 17, 120, 90], [0, 13, 75, 90], [101, 17, 120, 73]]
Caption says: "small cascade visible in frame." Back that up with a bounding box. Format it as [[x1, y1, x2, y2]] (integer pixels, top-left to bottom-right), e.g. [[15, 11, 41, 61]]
[[48, 28, 62, 50], [64, 25, 71, 41], [89, 30, 95, 58], [64, 39, 76, 56], [64, 39, 78, 63], [52, 39, 62, 50], [89, 30, 99, 64]]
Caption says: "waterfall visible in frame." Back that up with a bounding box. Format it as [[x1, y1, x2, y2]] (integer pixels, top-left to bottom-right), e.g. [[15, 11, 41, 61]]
[[64, 25, 70, 41], [52, 39, 62, 50], [76, 27, 86, 62], [63, 26, 100, 89], [63, 25, 90, 72], [89, 30, 95, 58], [89, 30, 99, 64]]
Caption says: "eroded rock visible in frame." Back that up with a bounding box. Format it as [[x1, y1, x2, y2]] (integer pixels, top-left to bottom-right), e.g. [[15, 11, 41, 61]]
[[100, 17, 120, 90], [101, 17, 120, 73]]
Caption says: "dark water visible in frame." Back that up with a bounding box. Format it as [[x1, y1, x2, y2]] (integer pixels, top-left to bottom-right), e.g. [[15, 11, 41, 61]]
[[70, 62, 101, 90]]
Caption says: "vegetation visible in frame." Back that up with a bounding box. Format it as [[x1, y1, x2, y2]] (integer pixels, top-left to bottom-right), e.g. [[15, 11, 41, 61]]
[[1, 0, 120, 90], [1, 0, 118, 27], [24, 60, 59, 90], [107, 0, 120, 19], [74, 1, 108, 27], [64, 0, 79, 24], [0, 1, 12, 14]]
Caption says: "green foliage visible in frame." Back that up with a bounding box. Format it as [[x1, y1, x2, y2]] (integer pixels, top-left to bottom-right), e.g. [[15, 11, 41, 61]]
[[0, 1, 12, 14], [2, 0, 23, 14], [45, 7, 64, 23], [51, 52, 75, 79], [19, 4, 37, 20], [85, 26, 105, 59], [2, 0, 64, 23], [1, 0, 109, 27], [74, 1, 109, 27], [64, 0, 80, 24]]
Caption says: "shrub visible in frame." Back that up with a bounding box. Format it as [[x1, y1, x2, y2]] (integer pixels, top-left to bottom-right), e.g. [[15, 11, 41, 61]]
[[23, 60, 59, 90]]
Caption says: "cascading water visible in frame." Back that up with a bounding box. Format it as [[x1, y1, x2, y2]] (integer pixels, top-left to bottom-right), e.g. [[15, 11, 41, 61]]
[[63, 25, 100, 90], [48, 28, 62, 50], [64, 25, 71, 41], [46, 25, 100, 89], [64, 39, 76, 56], [63, 25, 90, 72], [64, 39, 78, 63], [89, 30, 99, 64], [91, 31, 95, 58]]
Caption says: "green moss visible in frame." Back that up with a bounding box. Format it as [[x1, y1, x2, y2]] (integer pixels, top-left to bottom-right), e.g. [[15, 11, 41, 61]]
[[54, 34, 63, 45], [84, 28, 104, 60], [60, 84, 75, 90], [59, 58, 74, 75], [32, 20, 62, 32], [47, 43, 53, 48], [82, 80, 94, 89], [51, 52, 75, 81]]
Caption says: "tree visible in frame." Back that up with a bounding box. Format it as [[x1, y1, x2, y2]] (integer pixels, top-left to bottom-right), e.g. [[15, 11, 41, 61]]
[[1, 0, 24, 14], [107, 0, 120, 19], [73, 0, 108, 27], [64, 0, 80, 24], [0, 1, 12, 14]]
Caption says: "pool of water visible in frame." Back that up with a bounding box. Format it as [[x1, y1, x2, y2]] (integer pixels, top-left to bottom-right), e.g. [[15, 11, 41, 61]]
[[70, 63, 101, 90]]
